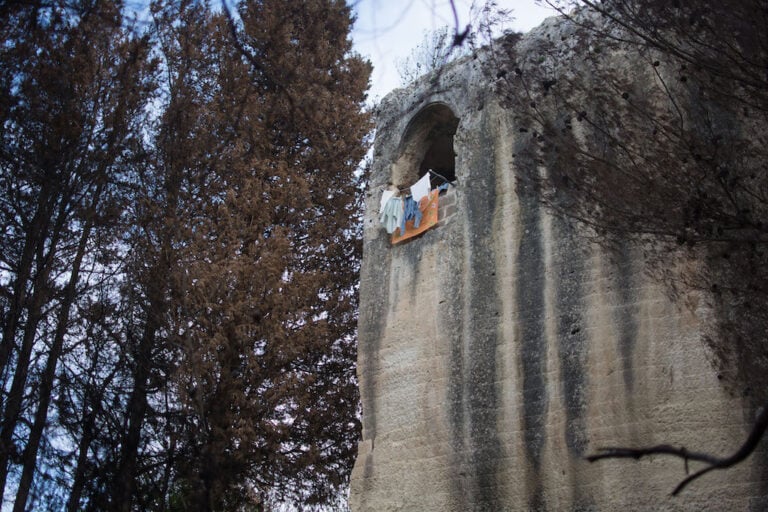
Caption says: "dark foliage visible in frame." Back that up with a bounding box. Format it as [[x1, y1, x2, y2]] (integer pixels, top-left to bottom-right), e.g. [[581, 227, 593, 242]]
[[0, 0, 371, 510]]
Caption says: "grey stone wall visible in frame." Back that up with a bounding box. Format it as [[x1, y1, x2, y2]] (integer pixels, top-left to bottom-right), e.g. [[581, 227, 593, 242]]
[[350, 14, 767, 512]]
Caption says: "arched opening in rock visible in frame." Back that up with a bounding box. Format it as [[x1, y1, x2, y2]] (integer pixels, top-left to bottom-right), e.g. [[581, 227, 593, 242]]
[[391, 103, 459, 188]]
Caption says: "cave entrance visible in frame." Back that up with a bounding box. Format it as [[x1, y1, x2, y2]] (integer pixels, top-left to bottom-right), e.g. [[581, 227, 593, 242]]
[[391, 103, 459, 189]]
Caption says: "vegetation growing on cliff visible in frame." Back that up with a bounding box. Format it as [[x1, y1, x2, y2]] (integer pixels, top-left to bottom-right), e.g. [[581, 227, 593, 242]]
[[396, 25, 469, 86]]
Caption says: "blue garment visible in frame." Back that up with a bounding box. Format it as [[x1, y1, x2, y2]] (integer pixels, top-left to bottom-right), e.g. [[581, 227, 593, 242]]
[[437, 182, 450, 192], [400, 196, 423, 234]]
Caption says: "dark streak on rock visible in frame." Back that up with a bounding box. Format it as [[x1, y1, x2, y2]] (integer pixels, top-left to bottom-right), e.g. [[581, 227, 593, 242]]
[[445, 225, 468, 507], [395, 231, 426, 303], [614, 245, 637, 391], [463, 116, 503, 511], [359, 235, 392, 443], [552, 214, 589, 457], [514, 133, 548, 510], [529, 482, 546, 512]]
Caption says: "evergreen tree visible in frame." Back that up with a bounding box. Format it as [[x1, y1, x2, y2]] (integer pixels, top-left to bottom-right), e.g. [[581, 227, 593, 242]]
[[0, 1, 155, 507], [0, 0, 370, 509], [165, 1, 370, 508]]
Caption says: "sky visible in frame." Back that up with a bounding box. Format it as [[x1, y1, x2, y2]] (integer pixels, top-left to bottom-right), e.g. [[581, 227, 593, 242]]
[[351, 0, 558, 101]]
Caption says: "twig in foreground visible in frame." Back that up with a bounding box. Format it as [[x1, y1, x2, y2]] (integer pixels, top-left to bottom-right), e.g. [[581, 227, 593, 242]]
[[586, 401, 768, 495]]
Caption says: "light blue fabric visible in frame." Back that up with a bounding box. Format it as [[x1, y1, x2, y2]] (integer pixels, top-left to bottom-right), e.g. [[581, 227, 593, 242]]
[[380, 196, 403, 234], [400, 196, 423, 234]]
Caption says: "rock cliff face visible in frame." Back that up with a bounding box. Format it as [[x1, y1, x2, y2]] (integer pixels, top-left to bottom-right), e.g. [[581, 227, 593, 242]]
[[350, 13, 767, 512]]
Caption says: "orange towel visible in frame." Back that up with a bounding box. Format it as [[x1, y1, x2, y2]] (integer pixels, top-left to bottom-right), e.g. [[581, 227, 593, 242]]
[[392, 190, 439, 244]]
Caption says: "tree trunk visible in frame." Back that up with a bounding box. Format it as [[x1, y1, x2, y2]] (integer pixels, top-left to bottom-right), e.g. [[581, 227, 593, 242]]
[[13, 210, 94, 512], [65, 407, 95, 512], [109, 324, 157, 512], [0, 270, 49, 494], [68, 363, 121, 512], [0, 189, 54, 374], [0, 192, 69, 495]]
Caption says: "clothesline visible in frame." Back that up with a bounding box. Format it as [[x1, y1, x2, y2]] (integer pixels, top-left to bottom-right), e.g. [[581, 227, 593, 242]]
[[394, 170, 455, 194], [379, 170, 452, 242]]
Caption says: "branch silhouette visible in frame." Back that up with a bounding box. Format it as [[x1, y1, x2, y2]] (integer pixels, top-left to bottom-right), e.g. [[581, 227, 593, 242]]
[[587, 402, 768, 495]]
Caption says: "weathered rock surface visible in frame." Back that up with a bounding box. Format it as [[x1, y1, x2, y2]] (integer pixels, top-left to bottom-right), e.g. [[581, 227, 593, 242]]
[[350, 12, 768, 512]]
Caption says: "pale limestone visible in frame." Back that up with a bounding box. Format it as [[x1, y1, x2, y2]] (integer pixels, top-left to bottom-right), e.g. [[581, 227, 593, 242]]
[[350, 11, 767, 512]]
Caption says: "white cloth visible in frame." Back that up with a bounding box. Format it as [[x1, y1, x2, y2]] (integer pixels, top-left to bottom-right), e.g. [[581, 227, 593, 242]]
[[410, 174, 431, 203], [380, 189, 395, 212], [379, 197, 403, 234]]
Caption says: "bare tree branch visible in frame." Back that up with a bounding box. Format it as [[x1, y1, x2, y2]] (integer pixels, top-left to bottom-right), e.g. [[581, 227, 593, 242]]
[[587, 401, 768, 495], [447, 0, 470, 47]]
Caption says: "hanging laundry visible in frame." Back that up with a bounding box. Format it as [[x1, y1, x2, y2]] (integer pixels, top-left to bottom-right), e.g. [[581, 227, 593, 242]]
[[400, 196, 423, 234], [380, 189, 395, 212], [379, 196, 403, 234], [392, 190, 440, 244], [410, 173, 431, 202]]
